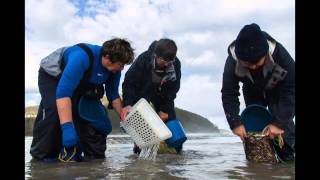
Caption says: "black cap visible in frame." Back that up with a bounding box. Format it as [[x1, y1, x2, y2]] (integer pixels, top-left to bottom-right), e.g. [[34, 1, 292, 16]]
[[235, 23, 268, 62]]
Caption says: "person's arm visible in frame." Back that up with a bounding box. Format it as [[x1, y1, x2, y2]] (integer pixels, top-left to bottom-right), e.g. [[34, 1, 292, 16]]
[[56, 97, 79, 148], [111, 97, 123, 118], [221, 56, 243, 131], [268, 43, 295, 133], [232, 125, 247, 141], [56, 47, 90, 147], [105, 71, 123, 117], [56, 97, 73, 124]]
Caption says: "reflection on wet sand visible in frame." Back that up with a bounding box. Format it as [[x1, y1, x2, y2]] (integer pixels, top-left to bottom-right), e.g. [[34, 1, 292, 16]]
[[25, 133, 294, 180]]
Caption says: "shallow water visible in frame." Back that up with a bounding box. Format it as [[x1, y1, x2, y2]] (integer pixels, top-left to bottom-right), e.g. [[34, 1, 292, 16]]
[[25, 133, 295, 179]]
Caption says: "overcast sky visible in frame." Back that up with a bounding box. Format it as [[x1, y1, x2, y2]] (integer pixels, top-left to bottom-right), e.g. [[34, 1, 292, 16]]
[[25, 0, 295, 130]]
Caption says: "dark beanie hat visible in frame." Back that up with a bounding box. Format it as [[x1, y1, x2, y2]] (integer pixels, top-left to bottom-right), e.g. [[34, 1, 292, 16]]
[[235, 23, 268, 62]]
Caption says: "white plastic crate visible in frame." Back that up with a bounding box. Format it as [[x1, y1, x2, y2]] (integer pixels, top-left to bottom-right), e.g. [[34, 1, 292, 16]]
[[120, 98, 172, 148]]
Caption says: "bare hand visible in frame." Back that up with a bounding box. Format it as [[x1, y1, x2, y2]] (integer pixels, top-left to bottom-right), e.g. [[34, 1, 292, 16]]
[[263, 124, 284, 139], [232, 125, 247, 141], [158, 111, 169, 121], [120, 105, 132, 121]]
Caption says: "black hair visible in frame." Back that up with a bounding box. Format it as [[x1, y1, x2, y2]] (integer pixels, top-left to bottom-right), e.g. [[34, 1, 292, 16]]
[[154, 38, 177, 61]]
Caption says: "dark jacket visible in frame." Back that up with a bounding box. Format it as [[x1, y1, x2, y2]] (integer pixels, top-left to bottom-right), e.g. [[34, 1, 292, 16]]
[[122, 41, 181, 120], [221, 32, 295, 130]]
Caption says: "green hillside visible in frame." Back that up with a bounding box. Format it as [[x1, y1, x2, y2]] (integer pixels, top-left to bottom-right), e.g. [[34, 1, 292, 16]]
[[25, 98, 219, 136]]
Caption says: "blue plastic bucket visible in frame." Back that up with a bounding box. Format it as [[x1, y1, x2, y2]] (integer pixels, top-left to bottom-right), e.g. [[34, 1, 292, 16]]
[[240, 104, 272, 132], [165, 119, 187, 148]]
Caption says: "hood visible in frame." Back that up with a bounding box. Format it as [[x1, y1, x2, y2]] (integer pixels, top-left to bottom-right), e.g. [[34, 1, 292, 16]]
[[147, 40, 158, 54], [227, 31, 277, 82]]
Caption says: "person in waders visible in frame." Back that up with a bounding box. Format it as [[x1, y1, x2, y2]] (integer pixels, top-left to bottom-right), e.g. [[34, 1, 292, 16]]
[[30, 38, 134, 162]]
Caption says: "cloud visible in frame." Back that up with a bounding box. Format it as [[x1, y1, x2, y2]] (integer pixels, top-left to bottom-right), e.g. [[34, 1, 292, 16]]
[[26, 0, 78, 43], [175, 74, 245, 116], [175, 75, 221, 116], [184, 50, 222, 68], [25, 0, 294, 130], [155, 0, 294, 32], [174, 74, 247, 130]]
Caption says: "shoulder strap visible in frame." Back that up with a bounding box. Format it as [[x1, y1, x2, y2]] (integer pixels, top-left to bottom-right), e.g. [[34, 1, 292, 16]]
[[76, 43, 94, 81], [60, 43, 95, 81]]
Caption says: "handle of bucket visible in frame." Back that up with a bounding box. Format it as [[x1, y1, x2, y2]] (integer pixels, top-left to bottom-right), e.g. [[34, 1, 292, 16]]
[[261, 126, 269, 135]]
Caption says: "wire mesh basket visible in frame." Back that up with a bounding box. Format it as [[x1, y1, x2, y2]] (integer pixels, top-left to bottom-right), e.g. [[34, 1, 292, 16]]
[[244, 133, 278, 163]]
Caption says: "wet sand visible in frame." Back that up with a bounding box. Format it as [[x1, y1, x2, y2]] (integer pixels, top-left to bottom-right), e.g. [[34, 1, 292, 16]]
[[25, 133, 295, 179]]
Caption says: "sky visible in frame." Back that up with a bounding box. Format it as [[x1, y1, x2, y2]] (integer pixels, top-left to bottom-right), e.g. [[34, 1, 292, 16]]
[[25, 0, 295, 130]]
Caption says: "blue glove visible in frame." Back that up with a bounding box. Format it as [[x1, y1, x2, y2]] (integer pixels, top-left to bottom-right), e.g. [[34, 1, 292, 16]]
[[61, 122, 78, 148]]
